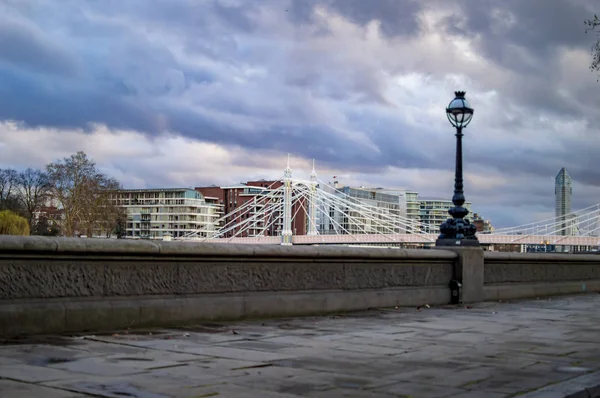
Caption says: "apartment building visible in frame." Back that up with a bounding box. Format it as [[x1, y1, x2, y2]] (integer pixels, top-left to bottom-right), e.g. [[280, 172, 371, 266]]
[[196, 180, 307, 238], [403, 191, 421, 222], [319, 186, 405, 234], [111, 188, 222, 239], [472, 213, 494, 233], [418, 197, 473, 233], [327, 186, 481, 235]]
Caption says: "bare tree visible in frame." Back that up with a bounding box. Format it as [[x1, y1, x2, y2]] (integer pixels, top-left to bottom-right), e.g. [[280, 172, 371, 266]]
[[585, 14, 600, 77], [16, 168, 51, 230], [46, 151, 123, 237], [0, 168, 20, 212], [76, 175, 123, 237]]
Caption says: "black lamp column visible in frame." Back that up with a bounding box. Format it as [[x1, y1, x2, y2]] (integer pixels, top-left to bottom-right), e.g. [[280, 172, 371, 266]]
[[437, 91, 479, 246]]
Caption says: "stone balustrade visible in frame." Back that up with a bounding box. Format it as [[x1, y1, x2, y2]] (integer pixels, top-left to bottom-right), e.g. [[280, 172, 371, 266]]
[[0, 235, 599, 336], [484, 251, 600, 300]]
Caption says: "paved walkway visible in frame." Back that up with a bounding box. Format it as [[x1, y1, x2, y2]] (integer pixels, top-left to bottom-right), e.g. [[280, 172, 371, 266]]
[[2, 295, 600, 398]]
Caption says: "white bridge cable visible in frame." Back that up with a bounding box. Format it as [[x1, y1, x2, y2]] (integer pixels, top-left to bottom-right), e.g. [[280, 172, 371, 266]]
[[182, 177, 440, 241], [248, 186, 312, 239], [229, 198, 286, 241], [315, 180, 409, 230], [312, 198, 358, 239], [190, 198, 282, 242], [215, 180, 408, 240], [584, 217, 600, 236], [494, 210, 600, 237], [315, 185, 407, 232], [288, 188, 311, 234], [314, 184, 430, 235], [315, 189, 410, 236], [316, 179, 438, 233], [180, 173, 600, 242], [298, 186, 387, 241], [215, 178, 285, 225], [492, 204, 600, 235], [575, 211, 600, 236], [234, 197, 287, 241], [231, 200, 286, 241], [492, 203, 600, 232], [221, 194, 285, 241], [259, 203, 286, 237], [494, 216, 569, 235], [181, 177, 286, 239], [189, 191, 285, 241], [574, 212, 600, 236], [287, 184, 355, 238], [305, 190, 321, 235], [208, 185, 286, 238], [218, 184, 310, 241], [319, 181, 420, 229], [291, 187, 326, 236]]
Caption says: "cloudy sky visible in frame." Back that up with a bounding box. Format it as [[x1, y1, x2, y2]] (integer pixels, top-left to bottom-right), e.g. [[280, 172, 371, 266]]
[[0, 0, 598, 228]]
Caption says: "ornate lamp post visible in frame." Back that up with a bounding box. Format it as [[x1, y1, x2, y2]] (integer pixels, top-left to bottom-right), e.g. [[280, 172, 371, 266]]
[[436, 91, 479, 246]]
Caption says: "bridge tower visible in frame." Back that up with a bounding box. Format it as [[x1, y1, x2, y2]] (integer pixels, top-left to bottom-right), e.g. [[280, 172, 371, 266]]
[[307, 159, 318, 235], [281, 155, 293, 245]]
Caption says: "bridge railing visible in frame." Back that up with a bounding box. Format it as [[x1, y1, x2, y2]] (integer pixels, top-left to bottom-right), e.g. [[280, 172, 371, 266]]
[[0, 235, 599, 336]]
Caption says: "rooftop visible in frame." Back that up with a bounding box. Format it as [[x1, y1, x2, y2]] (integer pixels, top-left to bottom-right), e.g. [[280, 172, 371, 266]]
[[117, 188, 197, 193], [2, 294, 600, 397]]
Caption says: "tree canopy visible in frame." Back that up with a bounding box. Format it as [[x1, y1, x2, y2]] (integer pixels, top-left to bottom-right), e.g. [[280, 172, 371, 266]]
[[46, 151, 123, 237], [585, 14, 600, 77]]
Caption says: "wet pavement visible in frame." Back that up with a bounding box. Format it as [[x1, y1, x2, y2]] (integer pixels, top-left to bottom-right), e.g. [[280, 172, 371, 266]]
[[2, 294, 600, 397]]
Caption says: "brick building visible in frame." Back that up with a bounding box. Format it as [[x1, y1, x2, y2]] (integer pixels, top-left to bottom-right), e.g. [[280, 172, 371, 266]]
[[196, 180, 307, 238], [472, 213, 494, 233]]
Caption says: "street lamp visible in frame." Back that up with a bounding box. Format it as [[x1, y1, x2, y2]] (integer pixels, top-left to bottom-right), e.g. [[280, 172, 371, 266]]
[[436, 91, 479, 247]]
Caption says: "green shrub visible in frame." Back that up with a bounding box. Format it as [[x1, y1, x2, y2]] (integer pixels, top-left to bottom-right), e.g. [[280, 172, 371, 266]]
[[0, 210, 30, 236]]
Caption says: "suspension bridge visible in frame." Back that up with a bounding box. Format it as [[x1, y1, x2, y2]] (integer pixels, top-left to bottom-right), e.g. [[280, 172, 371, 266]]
[[178, 161, 600, 248]]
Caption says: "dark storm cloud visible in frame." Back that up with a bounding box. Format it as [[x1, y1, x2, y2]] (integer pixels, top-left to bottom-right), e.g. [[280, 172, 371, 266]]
[[0, 14, 78, 76], [0, 0, 593, 153], [0, 65, 161, 132], [164, 103, 395, 169], [88, 0, 259, 62], [449, 0, 597, 118], [454, 0, 593, 64], [287, 0, 421, 37], [283, 59, 391, 105], [1, 0, 600, 227]]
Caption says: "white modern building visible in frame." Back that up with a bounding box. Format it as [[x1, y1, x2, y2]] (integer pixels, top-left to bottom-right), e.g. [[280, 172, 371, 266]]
[[418, 197, 473, 234], [111, 188, 223, 239], [320, 185, 476, 235], [318, 186, 409, 234]]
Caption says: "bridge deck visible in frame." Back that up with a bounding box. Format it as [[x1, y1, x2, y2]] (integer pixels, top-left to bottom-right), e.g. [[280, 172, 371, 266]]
[[188, 234, 600, 246], [2, 295, 600, 397]]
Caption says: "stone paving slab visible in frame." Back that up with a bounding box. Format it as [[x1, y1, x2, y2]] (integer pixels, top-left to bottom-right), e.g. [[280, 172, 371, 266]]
[[2, 294, 600, 397]]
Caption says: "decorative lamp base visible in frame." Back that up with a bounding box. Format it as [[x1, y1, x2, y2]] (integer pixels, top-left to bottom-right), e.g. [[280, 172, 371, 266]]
[[437, 217, 479, 247], [435, 238, 480, 247]]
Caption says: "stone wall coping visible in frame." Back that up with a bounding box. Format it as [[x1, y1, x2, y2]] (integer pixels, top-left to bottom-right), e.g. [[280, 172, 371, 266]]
[[0, 235, 458, 260], [484, 251, 600, 262]]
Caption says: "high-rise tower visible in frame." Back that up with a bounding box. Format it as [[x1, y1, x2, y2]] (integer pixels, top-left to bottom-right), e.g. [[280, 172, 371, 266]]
[[555, 167, 573, 236]]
